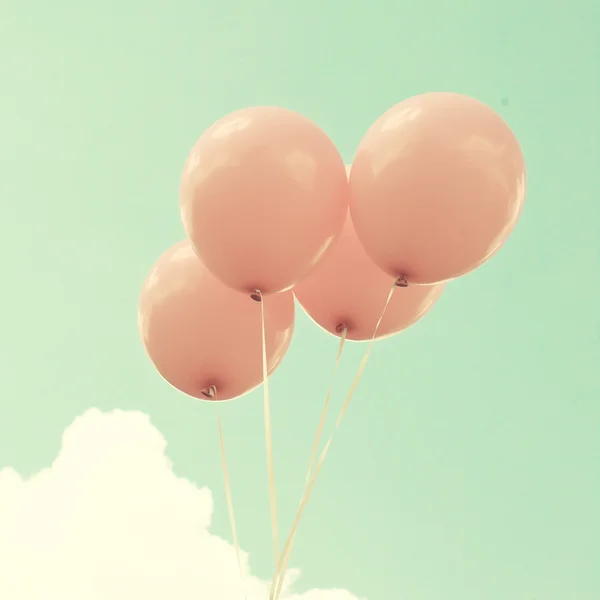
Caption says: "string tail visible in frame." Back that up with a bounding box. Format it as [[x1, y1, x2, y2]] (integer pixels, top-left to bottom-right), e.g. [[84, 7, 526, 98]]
[[270, 327, 347, 599], [303, 326, 347, 489], [269, 439, 331, 600], [254, 289, 279, 570], [216, 396, 246, 599], [270, 283, 397, 600]]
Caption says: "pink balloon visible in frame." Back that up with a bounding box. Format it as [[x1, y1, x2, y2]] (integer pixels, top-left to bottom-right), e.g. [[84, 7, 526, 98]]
[[180, 106, 349, 296], [294, 210, 444, 342], [350, 93, 526, 285], [138, 241, 295, 401]]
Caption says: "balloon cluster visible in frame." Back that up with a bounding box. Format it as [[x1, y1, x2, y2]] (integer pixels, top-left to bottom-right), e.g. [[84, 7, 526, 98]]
[[138, 93, 525, 600], [139, 93, 525, 401]]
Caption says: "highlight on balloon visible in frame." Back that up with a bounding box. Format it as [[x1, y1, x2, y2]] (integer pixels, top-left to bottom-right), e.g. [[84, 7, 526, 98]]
[[138, 93, 526, 600]]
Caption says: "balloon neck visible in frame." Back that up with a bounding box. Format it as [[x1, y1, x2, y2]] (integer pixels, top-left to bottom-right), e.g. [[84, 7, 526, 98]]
[[394, 275, 409, 288], [335, 323, 348, 334], [250, 289, 263, 302], [200, 385, 217, 400]]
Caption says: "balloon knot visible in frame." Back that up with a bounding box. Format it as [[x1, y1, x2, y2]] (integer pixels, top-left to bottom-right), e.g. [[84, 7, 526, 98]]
[[200, 385, 217, 400], [250, 290, 262, 302], [335, 323, 348, 334], [394, 275, 409, 288]]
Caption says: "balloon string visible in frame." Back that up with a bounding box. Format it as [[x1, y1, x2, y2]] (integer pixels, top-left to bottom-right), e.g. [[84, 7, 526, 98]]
[[269, 284, 397, 600], [303, 326, 348, 489], [269, 328, 347, 599], [258, 291, 279, 570], [216, 405, 246, 599]]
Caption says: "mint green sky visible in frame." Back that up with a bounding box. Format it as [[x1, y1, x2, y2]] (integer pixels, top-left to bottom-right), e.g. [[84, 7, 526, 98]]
[[1, 1, 598, 599]]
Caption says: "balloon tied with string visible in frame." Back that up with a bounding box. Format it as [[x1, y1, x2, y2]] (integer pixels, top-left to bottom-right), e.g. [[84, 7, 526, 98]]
[[138, 94, 526, 598]]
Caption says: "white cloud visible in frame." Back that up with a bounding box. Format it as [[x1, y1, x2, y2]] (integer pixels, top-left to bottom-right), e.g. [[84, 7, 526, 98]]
[[0, 409, 361, 600]]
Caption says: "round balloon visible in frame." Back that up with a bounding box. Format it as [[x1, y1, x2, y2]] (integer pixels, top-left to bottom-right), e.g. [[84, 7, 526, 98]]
[[180, 106, 349, 296], [350, 92, 526, 285], [138, 241, 295, 401], [294, 210, 444, 341]]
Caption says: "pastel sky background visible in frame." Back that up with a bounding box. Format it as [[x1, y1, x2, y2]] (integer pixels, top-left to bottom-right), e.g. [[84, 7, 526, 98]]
[[0, 1, 598, 599]]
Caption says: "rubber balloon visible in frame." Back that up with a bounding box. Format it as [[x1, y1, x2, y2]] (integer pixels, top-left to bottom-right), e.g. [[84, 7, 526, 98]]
[[180, 106, 349, 296], [138, 241, 295, 401], [350, 92, 526, 285], [294, 211, 444, 341]]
